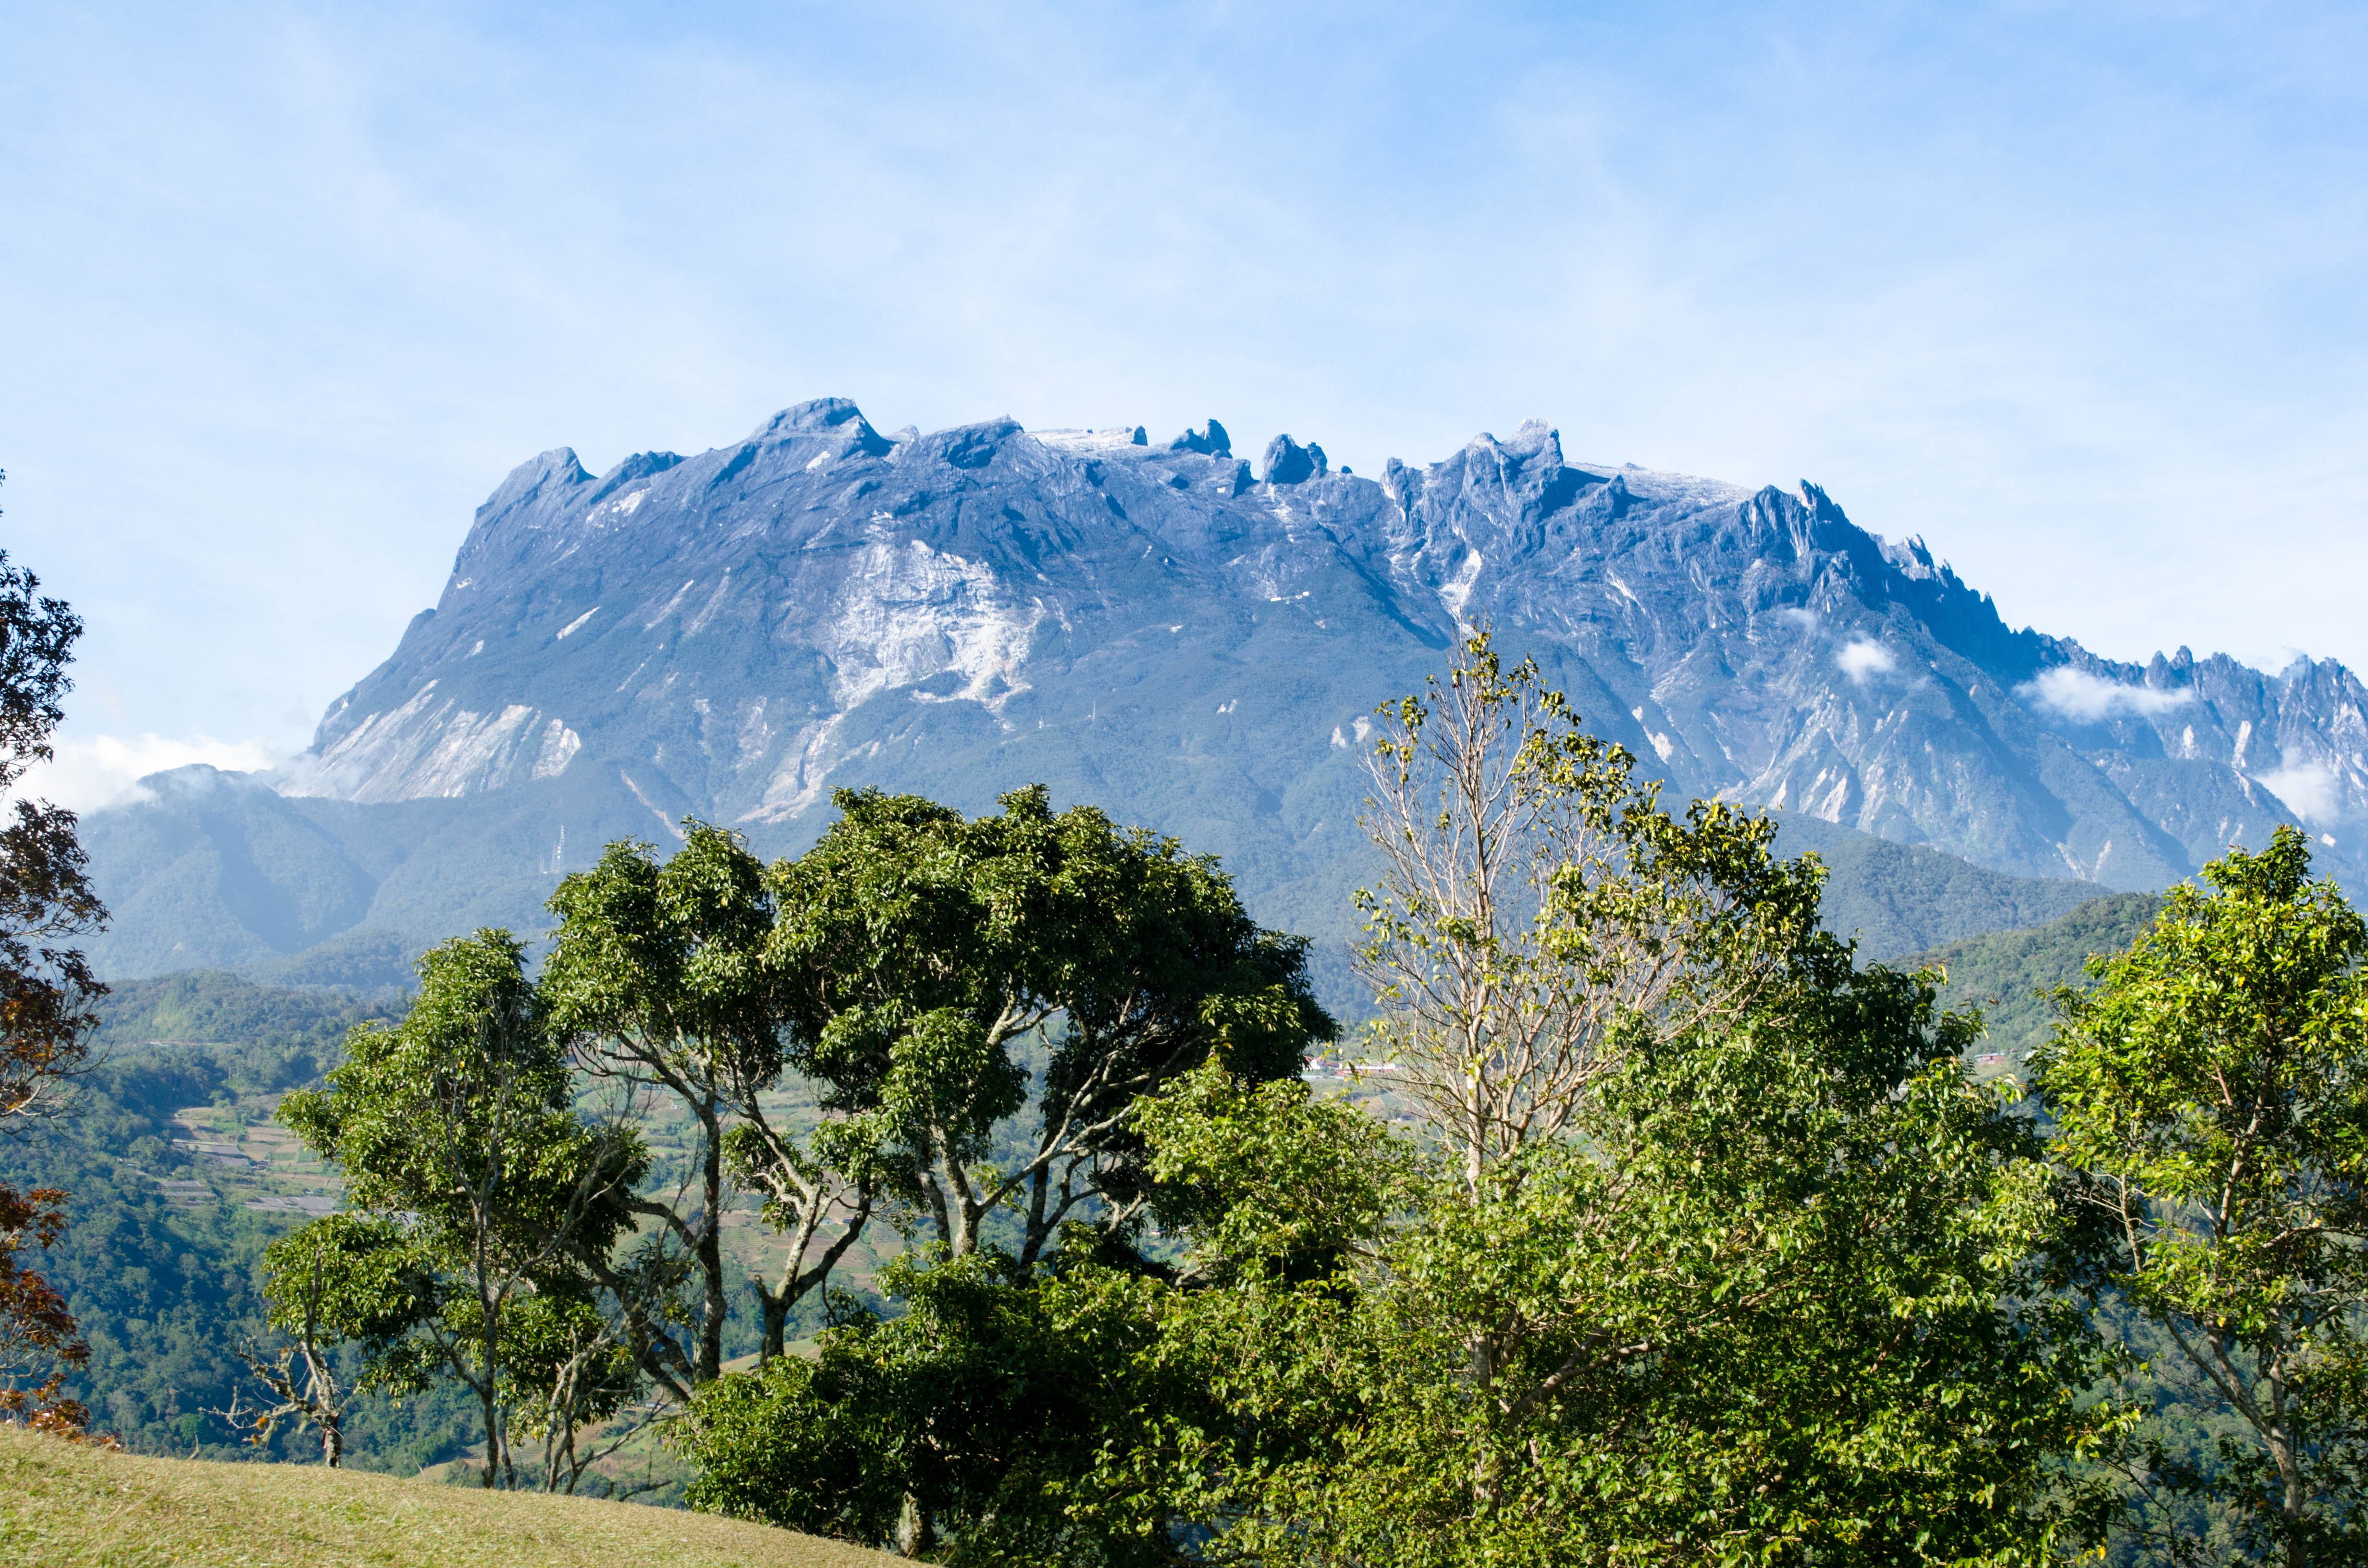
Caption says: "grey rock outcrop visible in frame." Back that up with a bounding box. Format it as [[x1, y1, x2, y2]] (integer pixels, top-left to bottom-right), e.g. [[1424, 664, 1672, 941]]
[[1260, 434, 1328, 485], [1166, 419, 1231, 456]]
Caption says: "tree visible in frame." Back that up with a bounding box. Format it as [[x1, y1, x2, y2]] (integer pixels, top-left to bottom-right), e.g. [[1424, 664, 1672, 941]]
[[766, 785, 1332, 1272], [1115, 967, 2107, 1566], [543, 822, 837, 1386], [678, 786, 1332, 1556], [278, 931, 648, 1487], [0, 489, 108, 1434], [506, 1274, 666, 1495], [2038, 825, 2368, 1565], [0, 1184, 89, 1434], [1356, 627, 1825, 1197], [1355, 629, 1832, 1446], [675, 1250, 1172, 1563], [1043, 637, 2110, 1564], [220, 1220, 369, 1466]]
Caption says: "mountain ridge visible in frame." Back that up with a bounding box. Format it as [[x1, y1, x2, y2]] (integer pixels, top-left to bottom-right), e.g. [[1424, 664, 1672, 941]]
[[76, 397, 2367, 988]]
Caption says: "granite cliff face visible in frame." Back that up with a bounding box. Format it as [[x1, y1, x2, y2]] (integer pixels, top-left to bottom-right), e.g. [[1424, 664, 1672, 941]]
[[81, 398, 2368, 981]]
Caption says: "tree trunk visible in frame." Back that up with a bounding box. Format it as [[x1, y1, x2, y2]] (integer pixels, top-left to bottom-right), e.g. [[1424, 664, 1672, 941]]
[[698, 1093, 725, 1383], [756, 1277, 790, 1364], [2278, 1435, 2307, 1568], [2266, 1351, 2307, 1568], [896, 1491, 936, 1558], [301, 1342, 343, 1468], [479, 1384, 502, 1489]]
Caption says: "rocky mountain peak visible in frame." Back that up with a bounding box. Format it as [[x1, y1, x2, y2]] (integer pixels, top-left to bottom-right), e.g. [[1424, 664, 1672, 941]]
[[1166, 419, 1232, 456], [1260, 434, 1328, 485], [263, 398, 2363, 913]]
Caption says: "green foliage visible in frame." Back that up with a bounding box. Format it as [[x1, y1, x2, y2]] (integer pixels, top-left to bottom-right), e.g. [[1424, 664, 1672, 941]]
[[678, 1252, 1172, 1564], [276, 930, 650, 1488], [1905, 891, 2168, 1068], [666, 651, 2148, 1564], [92, 968, 401, 1089], [764, 783, 1332, 1268], [671, 785, 1336, 1554], [1105, 964, 2110, 1568], [1354, 628, 1830, 1190], [2038, 826, 2368, 1562], [544, 821, 783, 1388], [0, 1035, 479, 1466], [1773, 811, 2121, 963]]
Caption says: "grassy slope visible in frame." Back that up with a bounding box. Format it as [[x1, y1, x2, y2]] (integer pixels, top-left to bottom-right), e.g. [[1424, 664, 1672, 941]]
[[0, 1425, 890, 1568]]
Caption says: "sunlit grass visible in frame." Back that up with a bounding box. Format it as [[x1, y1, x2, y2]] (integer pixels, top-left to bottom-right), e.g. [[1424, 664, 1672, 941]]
[[0, 1424, 893, 1567]]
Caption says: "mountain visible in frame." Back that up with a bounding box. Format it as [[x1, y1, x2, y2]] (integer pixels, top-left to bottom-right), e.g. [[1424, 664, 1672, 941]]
[[77, 398, 2368, 989]]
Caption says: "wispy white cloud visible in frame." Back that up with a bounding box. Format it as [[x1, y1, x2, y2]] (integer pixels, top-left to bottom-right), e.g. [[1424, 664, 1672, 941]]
[[12, 734, 279, 813], [2021, 666, 2193, 722], [1836, 639, 1897, 682], [2253, 761, 2339, 823]]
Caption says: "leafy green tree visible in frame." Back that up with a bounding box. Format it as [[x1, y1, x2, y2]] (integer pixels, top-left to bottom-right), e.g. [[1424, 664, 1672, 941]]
[[278, 931, 648, 1486], [676, 1251, 1172, 1563], [0, 519, 106, 1134], [677, 786, 1332, 1555], [231, 1214, 420, 1466], [1114, 965, 2107, 1566], [766, 784, 1332, 1272], [2038, 825, 2368, 1565], [1356, 628, 1826, 1195], [543, 821, 864, 1385], [0, 1183, 90, 1433], [0, 494, 109, 1434], [1355, 630, 1833, 1454], [1041, 638, 2109, 1564], [504, 1281, 661, 1494]]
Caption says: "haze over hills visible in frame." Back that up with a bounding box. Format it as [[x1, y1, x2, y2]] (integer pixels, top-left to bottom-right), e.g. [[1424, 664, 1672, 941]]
[[76, 398, 2368, 989]]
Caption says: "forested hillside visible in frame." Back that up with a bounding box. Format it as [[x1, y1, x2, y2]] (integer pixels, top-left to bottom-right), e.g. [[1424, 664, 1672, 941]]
[[17, 844, 2187, 1483], [1907, 891, 2169, 1066], [0, 977, 487, 1468], [1771, 810, 2114, 960]]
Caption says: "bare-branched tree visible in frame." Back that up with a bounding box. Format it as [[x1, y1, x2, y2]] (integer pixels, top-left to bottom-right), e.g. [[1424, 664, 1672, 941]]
[[1356, 626, 1825, 1194], [218, 1236, 349, 1466]]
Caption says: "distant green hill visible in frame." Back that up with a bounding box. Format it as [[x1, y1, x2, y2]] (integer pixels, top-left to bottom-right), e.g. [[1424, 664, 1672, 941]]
[[1, 976, 469, 1470], [1897, 890, 2168, 1069], [1768, 812, 2120, 962], [94, 968, 399, 1058], [33, 975, 810, 1474]]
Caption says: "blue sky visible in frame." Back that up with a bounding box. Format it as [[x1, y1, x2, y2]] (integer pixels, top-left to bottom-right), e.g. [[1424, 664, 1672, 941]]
[[4, 1, 2364, 806]]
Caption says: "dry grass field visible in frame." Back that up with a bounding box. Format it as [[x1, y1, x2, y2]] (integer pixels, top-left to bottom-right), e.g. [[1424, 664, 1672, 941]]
[[0, 1424, 894, 1567]]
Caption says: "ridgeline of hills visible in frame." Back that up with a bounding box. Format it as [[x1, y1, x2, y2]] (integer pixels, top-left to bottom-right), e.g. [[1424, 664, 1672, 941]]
[[77, 398, 2368, 1001]]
